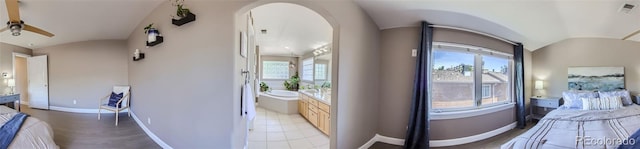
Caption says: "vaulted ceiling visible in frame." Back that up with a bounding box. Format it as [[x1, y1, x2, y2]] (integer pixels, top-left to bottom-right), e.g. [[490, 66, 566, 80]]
[[1, 0, 639, 51], [0, 0, 163, 49], [251, 3, 332, 56], [356, 0, 640, 50]]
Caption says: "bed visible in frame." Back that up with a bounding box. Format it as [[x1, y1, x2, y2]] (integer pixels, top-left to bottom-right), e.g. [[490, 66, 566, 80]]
[[0, 106, 59, 149], [502, 104, 640, 149]]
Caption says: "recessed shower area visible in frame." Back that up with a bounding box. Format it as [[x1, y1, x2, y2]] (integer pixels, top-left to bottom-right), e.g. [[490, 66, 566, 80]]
[[239, 3, 334, 149]]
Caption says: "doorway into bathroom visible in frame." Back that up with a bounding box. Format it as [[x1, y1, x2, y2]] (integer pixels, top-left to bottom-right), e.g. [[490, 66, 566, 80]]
[[240, 2, 335, 149]]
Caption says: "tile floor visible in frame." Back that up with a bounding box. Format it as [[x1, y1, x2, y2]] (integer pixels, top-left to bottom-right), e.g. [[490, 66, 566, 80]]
[[248, 107, 330, 149]]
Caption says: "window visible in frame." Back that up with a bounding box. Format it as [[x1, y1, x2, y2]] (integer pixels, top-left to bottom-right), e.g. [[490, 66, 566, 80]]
[[262, 61, 289, 79], [431, 43, 513, 111], [482, 85, 492, 98], [315, 64, 327, 80], [481, 55, 511, 105], [302, 58, 314, 81]]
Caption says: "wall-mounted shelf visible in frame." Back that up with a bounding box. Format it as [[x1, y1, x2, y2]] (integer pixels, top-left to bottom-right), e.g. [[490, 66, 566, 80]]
[[133, 53, 145, 61], [146, 36, 163, 47], [172, 12, 196, 26]]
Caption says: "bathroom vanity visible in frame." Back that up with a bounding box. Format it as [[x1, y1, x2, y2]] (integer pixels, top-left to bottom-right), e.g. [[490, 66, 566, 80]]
[[298, 90, 330, 136]]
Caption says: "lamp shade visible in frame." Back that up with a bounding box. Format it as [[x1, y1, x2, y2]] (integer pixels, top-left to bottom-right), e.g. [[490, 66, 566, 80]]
[[535, 80, 543, 90], [7, 79, 15, 87]]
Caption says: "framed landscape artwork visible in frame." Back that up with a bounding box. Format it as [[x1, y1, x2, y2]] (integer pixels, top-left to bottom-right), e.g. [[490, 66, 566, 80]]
[[568, 67, 624, 91]]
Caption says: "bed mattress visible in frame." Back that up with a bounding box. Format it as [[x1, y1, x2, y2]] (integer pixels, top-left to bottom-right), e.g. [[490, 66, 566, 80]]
[[502, 105, 640, 149], [0, 106, 59, 149]]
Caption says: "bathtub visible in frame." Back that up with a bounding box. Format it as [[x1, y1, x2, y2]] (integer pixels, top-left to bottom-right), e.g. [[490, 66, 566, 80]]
[[258, 90, 299, 114]]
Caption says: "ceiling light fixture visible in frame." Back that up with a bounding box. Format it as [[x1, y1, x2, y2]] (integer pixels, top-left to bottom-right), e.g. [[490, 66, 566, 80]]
[[7, 21, 23, 36], [313, 44, 331, 56]]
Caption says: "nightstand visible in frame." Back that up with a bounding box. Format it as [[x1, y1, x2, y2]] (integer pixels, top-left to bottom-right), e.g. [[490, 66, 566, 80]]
[[530, 97, 562, 121]]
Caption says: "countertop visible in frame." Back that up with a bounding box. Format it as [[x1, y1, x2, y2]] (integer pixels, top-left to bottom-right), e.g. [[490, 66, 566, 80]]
[[299, 90, 331, 105]]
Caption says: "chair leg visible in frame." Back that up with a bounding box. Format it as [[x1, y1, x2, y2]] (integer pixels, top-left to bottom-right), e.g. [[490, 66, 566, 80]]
[[98, 108, 101, 120], [128, 109, 131, 117], [115, 111, 119, 126]]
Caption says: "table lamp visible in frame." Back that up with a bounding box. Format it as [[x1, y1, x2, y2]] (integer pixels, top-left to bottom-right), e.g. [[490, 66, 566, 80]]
[[8, 79, 15, 95]]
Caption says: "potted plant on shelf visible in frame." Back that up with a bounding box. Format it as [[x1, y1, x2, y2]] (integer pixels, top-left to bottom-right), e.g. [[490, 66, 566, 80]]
[[144, 23, 159, 42], [284, 72, 300, 91], [171, 0, 196, 26]]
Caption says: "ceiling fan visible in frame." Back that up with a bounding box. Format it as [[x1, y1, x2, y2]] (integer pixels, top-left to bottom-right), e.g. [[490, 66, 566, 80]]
[[0, 0, 54, 37]]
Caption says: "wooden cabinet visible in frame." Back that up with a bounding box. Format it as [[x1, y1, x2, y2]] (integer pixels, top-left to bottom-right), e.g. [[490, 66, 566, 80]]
[[308, 110, 318, 126], [298, 95, 308, 118], [298, 93, 331, 136], [318, 108, 330, 135]]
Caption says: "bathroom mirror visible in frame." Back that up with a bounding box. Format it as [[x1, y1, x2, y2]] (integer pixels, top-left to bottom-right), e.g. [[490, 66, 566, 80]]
[[314, 52, 331, 88]]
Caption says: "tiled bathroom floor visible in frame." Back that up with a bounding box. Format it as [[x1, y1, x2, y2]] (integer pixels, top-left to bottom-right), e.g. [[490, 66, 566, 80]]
[[249, 107, 330, 149]]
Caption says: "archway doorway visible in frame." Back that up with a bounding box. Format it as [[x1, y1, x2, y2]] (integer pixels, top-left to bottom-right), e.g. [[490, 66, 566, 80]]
[[237, 2, 338, 149]]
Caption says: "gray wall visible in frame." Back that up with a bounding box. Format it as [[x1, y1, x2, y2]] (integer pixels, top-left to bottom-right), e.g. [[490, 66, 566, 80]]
[[128, 0, 380, 148], [0, 43, 32, 94], [532, 38, 640, 97], [34, 40, 129, 109], [378, 27, 531, 140]]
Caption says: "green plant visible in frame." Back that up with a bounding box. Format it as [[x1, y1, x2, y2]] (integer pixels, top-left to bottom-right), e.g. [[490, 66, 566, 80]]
[[143, 23, 154, 34], [259, 82, 269, 92], [321, 82, 331, 88], [284, 72, 300, 91], [171, 0, 190, 18]]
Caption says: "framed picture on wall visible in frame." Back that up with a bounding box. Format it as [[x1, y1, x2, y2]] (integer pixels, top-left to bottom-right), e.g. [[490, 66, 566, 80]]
[[240, 31, 248, 58]]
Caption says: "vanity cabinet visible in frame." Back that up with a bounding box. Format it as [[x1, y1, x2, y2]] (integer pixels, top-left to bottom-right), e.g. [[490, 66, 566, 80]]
[[299, 93, 330, 136], [298, 96, 308, 119]]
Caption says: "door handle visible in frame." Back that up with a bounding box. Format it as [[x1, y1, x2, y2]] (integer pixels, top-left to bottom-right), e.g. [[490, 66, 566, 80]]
[[44, 84, 47, 87]]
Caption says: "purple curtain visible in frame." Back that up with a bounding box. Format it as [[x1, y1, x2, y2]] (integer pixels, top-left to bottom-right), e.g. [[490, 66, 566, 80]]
[[404, 21, 433, 149]]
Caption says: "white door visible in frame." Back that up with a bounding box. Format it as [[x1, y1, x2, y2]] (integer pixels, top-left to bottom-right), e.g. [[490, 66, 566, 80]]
[[27, 55, 49, 109]]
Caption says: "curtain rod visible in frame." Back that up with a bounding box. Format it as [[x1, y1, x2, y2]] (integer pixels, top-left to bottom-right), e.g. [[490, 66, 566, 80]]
[[429, 25, 518, 46]]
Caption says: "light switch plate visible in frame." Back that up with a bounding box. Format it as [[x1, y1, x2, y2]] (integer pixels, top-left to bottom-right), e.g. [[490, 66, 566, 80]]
[[412, 49, 417, 57]]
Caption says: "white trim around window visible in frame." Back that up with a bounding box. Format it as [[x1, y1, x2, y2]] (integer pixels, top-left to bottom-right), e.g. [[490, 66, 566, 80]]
[[431, 103, 515, 120]]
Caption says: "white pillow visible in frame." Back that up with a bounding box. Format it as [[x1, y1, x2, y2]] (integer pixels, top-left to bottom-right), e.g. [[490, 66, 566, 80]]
[[598, 90, 633, 106], [581, 97, 623, 110]]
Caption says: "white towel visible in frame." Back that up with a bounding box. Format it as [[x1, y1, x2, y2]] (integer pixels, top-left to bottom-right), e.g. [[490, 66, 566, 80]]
[[243, 82, 256, 121]]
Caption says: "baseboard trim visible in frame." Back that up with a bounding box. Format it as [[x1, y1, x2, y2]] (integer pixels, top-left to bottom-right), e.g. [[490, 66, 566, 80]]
[[358, 134, 405, 149], [131, 112, 173, 149], [377, 134, 405, 145], [358, 134, 379, 149], [49, 106, 128, 114], [359, 122, 517, 148]]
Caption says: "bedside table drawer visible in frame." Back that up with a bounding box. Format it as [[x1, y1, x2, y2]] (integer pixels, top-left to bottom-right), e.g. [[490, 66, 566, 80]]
[[531, 99, 560, 108]]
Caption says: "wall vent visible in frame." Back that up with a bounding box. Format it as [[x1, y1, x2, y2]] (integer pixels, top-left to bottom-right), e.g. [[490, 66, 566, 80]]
[[620, 3, 636, 14]]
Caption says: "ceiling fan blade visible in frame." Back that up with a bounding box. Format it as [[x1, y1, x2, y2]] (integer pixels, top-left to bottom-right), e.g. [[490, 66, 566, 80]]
[[5, 0, 21, 22], [0, 27, 8, 33], [23, 24, 54, 37]]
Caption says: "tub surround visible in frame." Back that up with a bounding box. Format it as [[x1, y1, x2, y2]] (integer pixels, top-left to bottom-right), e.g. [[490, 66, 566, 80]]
[[299, 89, 331, 135], [257, 90, 299, 114]]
